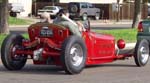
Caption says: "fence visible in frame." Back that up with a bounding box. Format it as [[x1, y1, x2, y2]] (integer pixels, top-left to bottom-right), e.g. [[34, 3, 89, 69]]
[[108, 3, 148, 20], [32, 2, 148, 20]]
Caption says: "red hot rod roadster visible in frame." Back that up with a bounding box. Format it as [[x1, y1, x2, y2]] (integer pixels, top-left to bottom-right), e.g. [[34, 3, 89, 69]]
[[1, 21, 149, 74]]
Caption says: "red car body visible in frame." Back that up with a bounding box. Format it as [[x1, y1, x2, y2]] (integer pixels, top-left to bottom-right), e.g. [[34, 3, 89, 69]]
[[16, 23, 127, 65], [1, 22, 134, 74]]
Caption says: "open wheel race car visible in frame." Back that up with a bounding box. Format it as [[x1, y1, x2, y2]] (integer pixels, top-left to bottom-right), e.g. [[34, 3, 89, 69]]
[[1, 20, 149, 75]]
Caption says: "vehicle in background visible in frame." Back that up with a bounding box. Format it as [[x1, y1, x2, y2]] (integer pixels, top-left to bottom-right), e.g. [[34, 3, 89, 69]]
[[37, 6, 62, 19], [8, 3, 24, 17], [148, 3, 150, 16], [68, 2, 100, 20], [134, 20, 150, 67]]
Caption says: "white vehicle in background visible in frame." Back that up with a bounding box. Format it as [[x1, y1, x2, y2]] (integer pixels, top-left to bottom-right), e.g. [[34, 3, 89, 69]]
[[9, 3, 24, 17], [37, 6, 62, 19]]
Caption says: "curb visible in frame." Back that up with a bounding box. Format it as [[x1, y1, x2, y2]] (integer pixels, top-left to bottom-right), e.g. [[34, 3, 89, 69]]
[[10, 25, 30, 28], [125, 43, 136, 49], [9, 20, 132, 28], [115, 43, 136, 50], [90, 22, 132, 25]]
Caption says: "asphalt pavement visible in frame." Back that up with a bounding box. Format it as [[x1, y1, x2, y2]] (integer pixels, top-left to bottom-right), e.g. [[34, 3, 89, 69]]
[[90, 20, 132, 30], [0, 58, 150, 83], [1, 20, 150, 83], [9, 19, 133, 32]]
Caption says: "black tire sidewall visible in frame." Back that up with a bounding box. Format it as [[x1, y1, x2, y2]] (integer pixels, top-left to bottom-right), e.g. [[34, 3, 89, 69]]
[[10, 11, 17, 17], [61, 36, 87, 74], [1, 34, 27, 70], [70, 5, 78, 13], [134, 39, 149, 67]]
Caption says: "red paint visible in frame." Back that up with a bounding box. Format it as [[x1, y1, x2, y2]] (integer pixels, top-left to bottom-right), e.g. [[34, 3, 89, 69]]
[[13, 23, 132, 66], [117, 39, 126, 49], [138, 21, 143, 32]]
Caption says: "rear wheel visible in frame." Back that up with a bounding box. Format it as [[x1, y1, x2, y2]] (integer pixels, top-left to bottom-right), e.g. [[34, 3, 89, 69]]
[[10, 11, 17, 17], [1, 34, 27, 70], [134, 39, 149, 67], [70, 5, 78, 13], [61, 36, 87, 74]]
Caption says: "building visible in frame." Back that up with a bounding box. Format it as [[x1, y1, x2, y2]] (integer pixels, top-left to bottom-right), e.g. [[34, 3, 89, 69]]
[[59, 0, 124, 4], [9, 0, 32, 17], [33, 0, 148, 19], [36, 0, 124, 4]]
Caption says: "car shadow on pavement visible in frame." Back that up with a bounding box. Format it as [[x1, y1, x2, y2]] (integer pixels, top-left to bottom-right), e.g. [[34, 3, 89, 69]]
[[0, 63, 137, 75], [0, 64, 66, 75], [86, 63, 137, 69]]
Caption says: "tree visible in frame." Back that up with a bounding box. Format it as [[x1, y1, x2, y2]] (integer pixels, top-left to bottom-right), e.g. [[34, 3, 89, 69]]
[[0, 0, 9, 34], [132, 0, 142, 28]]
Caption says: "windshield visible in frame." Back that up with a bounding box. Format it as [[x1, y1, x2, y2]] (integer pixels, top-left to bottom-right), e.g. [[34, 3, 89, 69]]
[[43, 6, 56, 10]]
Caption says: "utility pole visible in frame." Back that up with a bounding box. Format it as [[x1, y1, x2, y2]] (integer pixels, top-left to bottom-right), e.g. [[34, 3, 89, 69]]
[[117, 0, 120, 22], [52, 0, 55, 6], [0, 0, 9, 34], [34, 0, 37, 16], [132, 0, 142, 28]]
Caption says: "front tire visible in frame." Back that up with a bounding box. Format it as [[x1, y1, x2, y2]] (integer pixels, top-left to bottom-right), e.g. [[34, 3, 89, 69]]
[[1, 34, 27, 70], [61, 36, 87, 74], [134, 39, 149, 67]]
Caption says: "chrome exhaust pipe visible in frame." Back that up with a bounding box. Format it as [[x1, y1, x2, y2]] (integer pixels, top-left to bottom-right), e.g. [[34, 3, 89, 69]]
[[33, 48, 43, 61]]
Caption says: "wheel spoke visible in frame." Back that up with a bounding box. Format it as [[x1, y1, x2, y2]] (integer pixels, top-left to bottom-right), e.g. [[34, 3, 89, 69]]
[[70, 44, 83, 66], [139, 46, 149, 64]]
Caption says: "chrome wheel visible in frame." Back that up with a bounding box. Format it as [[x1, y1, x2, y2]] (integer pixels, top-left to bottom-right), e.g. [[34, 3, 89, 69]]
[[139, 46, 149, 64], [70, 44, 83, 67], [61, 35, 86, 74], [134, 39, 149, 67]]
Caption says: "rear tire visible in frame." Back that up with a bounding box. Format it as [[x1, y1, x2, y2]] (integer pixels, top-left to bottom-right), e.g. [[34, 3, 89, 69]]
[[10, 11, 17, 17], [70, 5, 78, 13], [134, 39, 149, 67], [1, 34, 27, 70], [61, 36, 87, 74]]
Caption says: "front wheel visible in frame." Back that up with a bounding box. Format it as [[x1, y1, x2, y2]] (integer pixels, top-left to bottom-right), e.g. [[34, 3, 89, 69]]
[[61, 36, 87, 74], [134, 39, 149, 67], [1, 34, 27, 70]]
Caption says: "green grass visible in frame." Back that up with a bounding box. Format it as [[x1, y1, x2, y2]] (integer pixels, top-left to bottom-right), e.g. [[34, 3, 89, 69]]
[[22, 34, 29, 39], [0, 29, 137, 47], [0, 34, 7, 47], [9, 17, 31, 25], [94, 29, 137, 43], [0, 34, 29, 47]]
